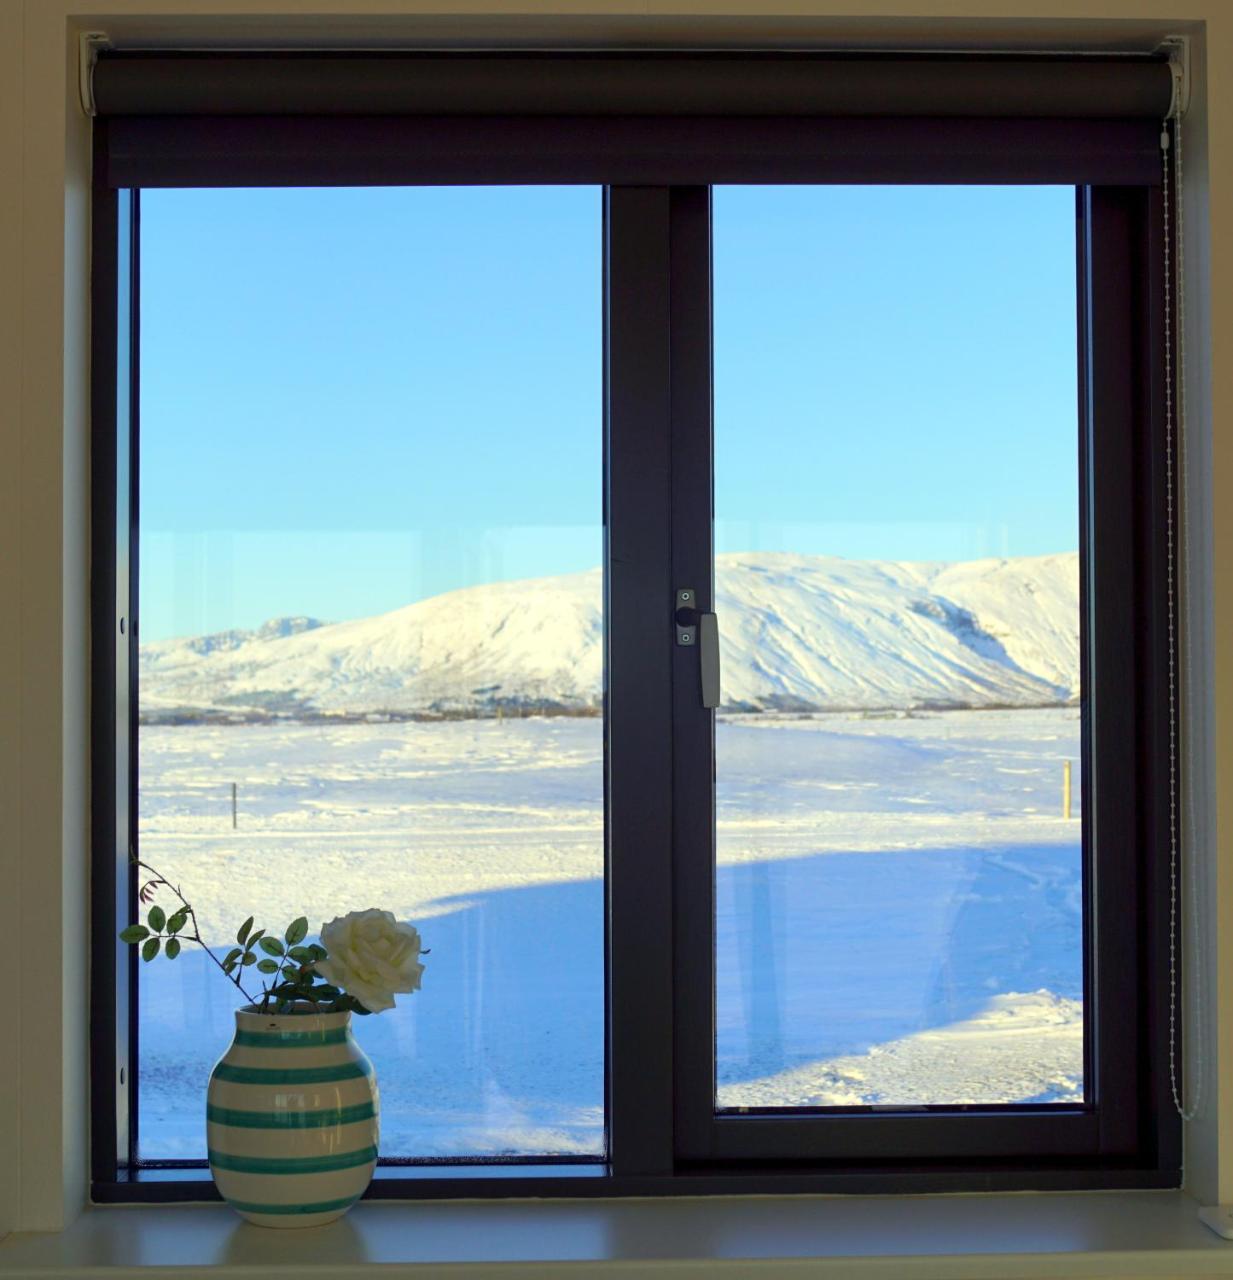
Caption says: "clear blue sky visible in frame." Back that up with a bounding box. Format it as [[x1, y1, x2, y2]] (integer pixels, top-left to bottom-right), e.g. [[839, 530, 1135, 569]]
[[140, 184, 1077, 642]]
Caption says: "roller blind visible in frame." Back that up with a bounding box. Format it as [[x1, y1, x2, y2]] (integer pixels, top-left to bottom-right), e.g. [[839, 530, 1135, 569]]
[[93, 52, 1173, 118], [92, 51, 1171, 188]]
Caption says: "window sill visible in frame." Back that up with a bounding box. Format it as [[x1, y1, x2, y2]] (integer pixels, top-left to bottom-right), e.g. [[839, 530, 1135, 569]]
[[2, 1191, 1231, 1279]]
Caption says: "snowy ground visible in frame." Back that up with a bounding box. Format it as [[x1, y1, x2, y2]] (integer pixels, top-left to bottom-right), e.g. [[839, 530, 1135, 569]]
[[135, 707, 1083, 1160]]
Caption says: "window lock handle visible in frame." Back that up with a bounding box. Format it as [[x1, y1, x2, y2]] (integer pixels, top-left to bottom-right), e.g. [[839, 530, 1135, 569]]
[[675, 588, 721, 709], [698, 612, 720, 708]]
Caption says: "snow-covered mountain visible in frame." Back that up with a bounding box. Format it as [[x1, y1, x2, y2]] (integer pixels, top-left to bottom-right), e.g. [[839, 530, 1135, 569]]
[[139, 551, 1079, 721]]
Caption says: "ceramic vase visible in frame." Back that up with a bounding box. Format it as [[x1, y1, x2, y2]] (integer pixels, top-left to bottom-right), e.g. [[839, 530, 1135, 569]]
[[206, 1005, 379, 1228]]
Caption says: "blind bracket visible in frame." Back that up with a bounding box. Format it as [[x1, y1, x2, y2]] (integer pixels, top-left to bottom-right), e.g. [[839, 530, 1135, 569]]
[[1159, 35, 1191, 119], [79, 31, 111, 118]]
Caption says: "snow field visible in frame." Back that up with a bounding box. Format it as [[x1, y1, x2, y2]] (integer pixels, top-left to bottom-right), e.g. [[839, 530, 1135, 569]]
[[137, 708, 1082, 1159]]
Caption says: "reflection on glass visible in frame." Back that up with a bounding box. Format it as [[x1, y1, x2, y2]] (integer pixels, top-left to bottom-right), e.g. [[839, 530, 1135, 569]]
[[137, 187, 604, 1158], [713, 186, 1083, 1109]]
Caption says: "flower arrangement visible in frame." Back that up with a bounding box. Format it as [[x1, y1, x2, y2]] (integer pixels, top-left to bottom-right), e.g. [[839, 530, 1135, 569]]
[[119, 859, 425, 1015]]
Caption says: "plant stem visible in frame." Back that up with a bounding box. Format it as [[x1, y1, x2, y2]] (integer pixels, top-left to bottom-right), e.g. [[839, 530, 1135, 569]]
[[135, 858, 257, 1005]]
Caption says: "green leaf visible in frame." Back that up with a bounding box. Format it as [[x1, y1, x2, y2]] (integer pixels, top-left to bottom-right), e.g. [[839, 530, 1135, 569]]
[[147, 905, 166, 932], [285, 917, 309, 946], [141, 937, 161, 962], [166, 909, 189, 935], [308, 944, 328, 961], [258, 937, 285, 957], [256, 958, 279, 974], [223, 947, 242, 966], [314, 985, 340, 1000], [236, 916, 254, 946], [164, 937, 181, 960], [241, 952, 257, 966], [288, 946, 313, 963], [248, 929, 266, 947], [119, 924, 149, 944]]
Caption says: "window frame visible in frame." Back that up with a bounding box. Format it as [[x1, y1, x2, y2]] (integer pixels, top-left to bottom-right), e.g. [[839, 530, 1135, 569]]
[[671, 183, 1178, 1171], [89, 104, 1181, 1203]]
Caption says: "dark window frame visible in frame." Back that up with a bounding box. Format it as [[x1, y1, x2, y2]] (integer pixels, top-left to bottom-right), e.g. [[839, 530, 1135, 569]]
[[90, 101, 1181, 1203], [671, 183, 1177, 1172]]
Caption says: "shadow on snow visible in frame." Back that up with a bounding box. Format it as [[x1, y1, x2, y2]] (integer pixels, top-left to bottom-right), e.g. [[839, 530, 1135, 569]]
[[139, 840, 1080, 1158]]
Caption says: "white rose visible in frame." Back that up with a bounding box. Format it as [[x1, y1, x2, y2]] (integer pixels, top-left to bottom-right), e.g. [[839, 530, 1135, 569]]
[[314, 909, 425, 1014]]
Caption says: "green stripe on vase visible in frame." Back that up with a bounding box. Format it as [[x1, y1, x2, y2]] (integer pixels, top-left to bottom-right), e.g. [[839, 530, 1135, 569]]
[[209, 1145, 378, 1175], [224, 1194, 363, 1217], [207, 1100, 376, 1129], [212, 1060, 374, 1086], [233, 1027, 349, 1048]]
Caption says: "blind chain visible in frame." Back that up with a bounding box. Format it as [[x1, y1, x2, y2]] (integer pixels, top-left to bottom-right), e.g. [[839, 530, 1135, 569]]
[[1163, 111, 1204, 1123]]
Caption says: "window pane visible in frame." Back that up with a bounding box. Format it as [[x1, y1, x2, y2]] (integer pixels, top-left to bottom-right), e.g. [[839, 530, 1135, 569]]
[[713, 186, 1083, 1109], [137, 187, 604, 1159]]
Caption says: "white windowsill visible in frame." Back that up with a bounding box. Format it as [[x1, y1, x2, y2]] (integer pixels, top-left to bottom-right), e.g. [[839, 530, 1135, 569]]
[[2, 1191, 1233, 1279]]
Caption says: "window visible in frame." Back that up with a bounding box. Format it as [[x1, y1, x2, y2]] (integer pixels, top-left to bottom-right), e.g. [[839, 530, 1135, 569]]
[[133, 185, 605, 1163], [709, 185, 1083, 1113], [91, 50, 1181, 1199]]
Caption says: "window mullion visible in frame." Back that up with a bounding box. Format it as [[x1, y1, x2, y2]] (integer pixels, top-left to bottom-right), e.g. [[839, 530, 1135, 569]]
[[667, 186, 718, 1162], [605, 185, 676, 1177]]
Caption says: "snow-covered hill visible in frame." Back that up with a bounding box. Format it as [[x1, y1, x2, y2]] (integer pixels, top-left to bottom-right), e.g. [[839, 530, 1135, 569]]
[[139, 551, 1079, 721]]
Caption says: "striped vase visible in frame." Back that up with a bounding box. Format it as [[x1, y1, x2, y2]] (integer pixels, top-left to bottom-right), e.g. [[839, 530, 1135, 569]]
[[206, 1005, 379, 1228]]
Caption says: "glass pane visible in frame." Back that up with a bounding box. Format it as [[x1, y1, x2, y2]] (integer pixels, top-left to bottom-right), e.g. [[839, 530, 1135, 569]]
[[713, 186, 1083, 1109], [137, 187, 604, 1159]]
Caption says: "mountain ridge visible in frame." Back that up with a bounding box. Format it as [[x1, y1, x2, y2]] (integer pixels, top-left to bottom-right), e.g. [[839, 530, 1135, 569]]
[[139, 551, 1079, 723]]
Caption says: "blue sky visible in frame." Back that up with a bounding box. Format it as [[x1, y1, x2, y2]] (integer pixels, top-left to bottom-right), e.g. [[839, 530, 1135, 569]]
[[140, 184, 1077, 641]]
